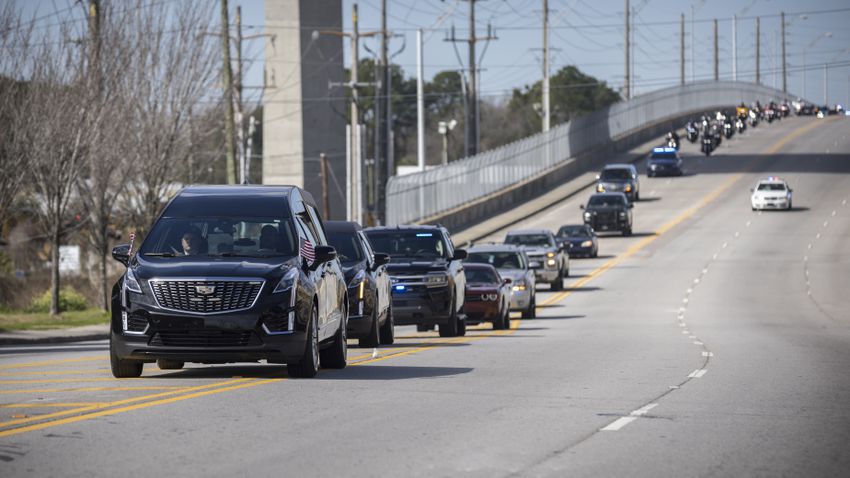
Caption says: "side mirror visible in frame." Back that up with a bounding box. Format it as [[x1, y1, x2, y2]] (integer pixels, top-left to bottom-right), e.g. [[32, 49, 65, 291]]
[[502, 277, 512, 285], [112, 244, 130, 266], [628, 203, 634, 209], [595, 174, 600, 180], [579, 204, 585, 210], [372, 252, 390, 270], [452, 249, 468, 261], [311, 245, 337, 269]]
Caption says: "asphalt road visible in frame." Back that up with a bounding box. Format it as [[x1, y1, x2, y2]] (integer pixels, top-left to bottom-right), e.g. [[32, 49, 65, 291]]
[[2, 115, 849, 477]]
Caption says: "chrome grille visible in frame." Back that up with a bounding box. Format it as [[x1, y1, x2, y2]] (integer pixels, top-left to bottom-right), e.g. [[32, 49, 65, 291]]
[[149, 279, 264, 314]]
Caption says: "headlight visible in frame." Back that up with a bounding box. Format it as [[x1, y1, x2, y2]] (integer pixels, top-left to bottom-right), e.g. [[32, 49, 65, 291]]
[[581, 240, 593, 247], [426, 274, 448, 287], [348, 270, 366, 300], [619, 211, 627, 217], [624, 184, 632, 192], [511, 280, 527, 291], [273, 268, 299, 294], [546, 252, 555, 258], [597, 184, 604, 192], [125, 268, 142, 294], [547, 259, 556, 266], [650, 164, 657, 170], [584, 211, 591, 219]]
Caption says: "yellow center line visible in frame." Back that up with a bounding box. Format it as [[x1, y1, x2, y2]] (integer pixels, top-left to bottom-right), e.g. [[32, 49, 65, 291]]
[[538, 117, 828, 309], [0, 386, 189, 395], [0, 356, 106, 370], [0, 403, 110, 408], [0, 369, 111, 377]]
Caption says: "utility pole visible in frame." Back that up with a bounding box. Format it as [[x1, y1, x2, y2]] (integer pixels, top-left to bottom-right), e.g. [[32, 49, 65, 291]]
[[824, 63, 828, 105], [235, 6, 246, 184], [542, 0, 550, 132], [756, 17, 760, 84], [732, 14, 737, 81], [680, 13, 685, 86], [220, 0, 236, 184], [416, 29, 425, 171], [624, 0, 630, 99], [378, 0, 389, 224], [690, 5, 695, 82], [781, 11, 787, 93], [713, 18, 718, 81], [350, 4, 361, 222], [245, 115, 257, 183], [468, 0, 477, 155], [319, 153, 330, 219]]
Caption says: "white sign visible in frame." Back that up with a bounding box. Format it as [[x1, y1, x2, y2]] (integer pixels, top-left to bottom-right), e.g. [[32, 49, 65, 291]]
[[59, 245, 81, 275]]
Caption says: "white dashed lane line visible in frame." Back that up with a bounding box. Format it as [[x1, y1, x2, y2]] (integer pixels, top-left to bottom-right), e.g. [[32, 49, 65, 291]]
[[600, 404, 659, 431]]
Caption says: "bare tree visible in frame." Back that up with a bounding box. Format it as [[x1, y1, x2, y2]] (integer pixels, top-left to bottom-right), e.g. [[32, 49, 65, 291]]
[[0, 4, 34, 233], [118, 1, 219, 233], [15, 19, 108, 315]]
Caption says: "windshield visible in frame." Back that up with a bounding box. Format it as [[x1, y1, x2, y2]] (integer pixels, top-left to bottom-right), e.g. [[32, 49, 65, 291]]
[[600, 169, 631, 180], [466, 252, 525, 270], [326, 231, 364, 263], [364, 231, 447, 259], [505, 234, 552, 247], [465, 267, 500, 284], [139, 217, 297, 257], [558, 226, 588, 237], [650, 152, 677, 160], [588, 195, 626, 207], [757, 183, 786, 191]]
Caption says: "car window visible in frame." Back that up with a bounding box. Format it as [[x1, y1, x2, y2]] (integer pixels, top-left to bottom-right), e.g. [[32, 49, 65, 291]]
[[466, 252, 525, 269], [364, 230, 448, 259], [588, 195, 625, 207], [558, 226, 587, 237], [139, 217, 297, 257], [465, 268, 500, 283], [650, 152, 677, 159], [600, 169, 631, 180], [505, 234, 553, 247], [757, 183, 786, 191], [326, 231, 364, 263]]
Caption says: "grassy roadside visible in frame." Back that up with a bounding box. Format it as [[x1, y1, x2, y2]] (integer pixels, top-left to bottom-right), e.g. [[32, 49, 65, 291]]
[[0, 309, 110, 332]]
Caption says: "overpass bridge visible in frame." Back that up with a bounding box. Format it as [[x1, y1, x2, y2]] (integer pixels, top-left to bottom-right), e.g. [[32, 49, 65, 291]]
[[386, 81, 793, 231]]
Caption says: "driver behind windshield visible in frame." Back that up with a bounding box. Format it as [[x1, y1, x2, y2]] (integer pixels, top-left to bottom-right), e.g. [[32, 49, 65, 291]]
[[178, 227, 204, 255]]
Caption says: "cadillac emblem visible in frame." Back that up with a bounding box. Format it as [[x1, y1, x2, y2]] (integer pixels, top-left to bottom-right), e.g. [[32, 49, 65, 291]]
[[195, 285, 216, 296]]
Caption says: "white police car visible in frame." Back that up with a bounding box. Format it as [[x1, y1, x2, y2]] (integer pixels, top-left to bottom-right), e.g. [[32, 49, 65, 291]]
[[751, 177, 793, 211]]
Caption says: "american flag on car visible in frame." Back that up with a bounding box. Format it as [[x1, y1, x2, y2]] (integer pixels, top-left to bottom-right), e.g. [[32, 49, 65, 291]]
[[300, 239, 315, 264]]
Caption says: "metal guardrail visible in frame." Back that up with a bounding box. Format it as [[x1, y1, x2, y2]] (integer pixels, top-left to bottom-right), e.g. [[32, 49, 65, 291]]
[[386, 81, 792, 226]]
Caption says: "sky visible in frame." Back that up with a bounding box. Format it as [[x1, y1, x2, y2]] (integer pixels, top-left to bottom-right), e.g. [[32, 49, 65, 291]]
[[14, 0, 850, 108]]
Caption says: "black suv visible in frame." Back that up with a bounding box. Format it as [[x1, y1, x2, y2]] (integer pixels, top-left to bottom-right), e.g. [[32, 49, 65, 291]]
[[109, 186, 348, 379], [363, 225, 467, 337], [581, 192, 634, 236], [325, 221, 394, 347]]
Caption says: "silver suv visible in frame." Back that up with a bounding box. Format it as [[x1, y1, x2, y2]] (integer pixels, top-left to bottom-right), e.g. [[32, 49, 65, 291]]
[[504, 229, 569, 291], [596, 163, 640, 201]]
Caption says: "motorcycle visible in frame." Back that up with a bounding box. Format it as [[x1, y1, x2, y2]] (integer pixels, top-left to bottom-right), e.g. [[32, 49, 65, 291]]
[[723, 121, 734, 139], [701, 136, 714, 156], [735, 117, 745, 134], [749, 110, 759, 127], [686, 123, 699, 143], [666, 134, 680, 150]]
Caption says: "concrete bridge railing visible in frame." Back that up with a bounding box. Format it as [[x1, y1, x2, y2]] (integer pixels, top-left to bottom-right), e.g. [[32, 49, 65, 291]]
[[385, 81, 792, 230]]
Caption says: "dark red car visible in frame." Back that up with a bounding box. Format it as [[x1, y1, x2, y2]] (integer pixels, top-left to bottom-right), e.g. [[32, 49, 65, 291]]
[[463, 263, 512, 330]]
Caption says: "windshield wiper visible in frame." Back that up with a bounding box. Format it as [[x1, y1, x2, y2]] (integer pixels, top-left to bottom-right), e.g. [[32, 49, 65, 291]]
[[211, 252, 286, 258], [143, 252, 176, 257]]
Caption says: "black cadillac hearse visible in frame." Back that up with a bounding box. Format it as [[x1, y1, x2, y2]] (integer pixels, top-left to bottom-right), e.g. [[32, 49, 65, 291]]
[[109, 186, 348, 379]]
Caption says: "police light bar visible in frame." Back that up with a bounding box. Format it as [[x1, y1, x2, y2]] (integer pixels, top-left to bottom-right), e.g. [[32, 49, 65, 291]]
[[652, 147, 677, 153]]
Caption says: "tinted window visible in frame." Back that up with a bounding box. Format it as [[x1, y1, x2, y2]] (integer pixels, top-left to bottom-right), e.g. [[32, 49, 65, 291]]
[[588, 195, 626, 207], [757, 183, 786, 191], [650, 152, 677, 159], [505, 234, 553, 247], [466, 252, 525, 270], [364, 230, 447, 259], [600, 169, 631, 180], [326, 231, 364, 263], [465, 268, 500, 284], [139, 217, 297, 257], [558, 226, 589, 237]]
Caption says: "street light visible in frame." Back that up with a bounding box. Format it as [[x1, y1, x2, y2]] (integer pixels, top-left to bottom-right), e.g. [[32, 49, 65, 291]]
[[438, 119, 458, 166], [803, 31, 832, 100]]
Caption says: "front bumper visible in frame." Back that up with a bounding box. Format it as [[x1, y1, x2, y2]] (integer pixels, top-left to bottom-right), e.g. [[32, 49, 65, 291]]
[[567, 244, 594, 257], [113, 286, 307, 364], [752, 198, 790, 209], [531, 268, 559, 283], [464, 299, 501, 322], [647, 164, 682, 176], [390, 284, 453, 325], [509, 288, 532, 311], [586, 217, 628, 232]]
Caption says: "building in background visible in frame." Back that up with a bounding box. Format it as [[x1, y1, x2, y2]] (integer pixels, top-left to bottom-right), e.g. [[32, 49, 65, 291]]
[[263, 0, 346, 219]]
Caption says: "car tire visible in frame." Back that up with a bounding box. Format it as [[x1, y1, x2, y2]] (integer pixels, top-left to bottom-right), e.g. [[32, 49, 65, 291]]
[[359, 304, 380, 348], [521, 295, 536, 319], [320, 304, 348, 369], [110, 331, 143, 378], [623, 227, 632, 237], [156, 359, 184, 370], [493, 306, 506, 330], [287, 304, 320, 378], [591, 248, 598, 258], [788, 201, 792, 210], [379, 302, 395, 345], [551, 270, 563, 291], [503, 305, 512, 329], [457, 316, 466, 337], [635, 191, 640, 201], [439, 297, 460, 337]]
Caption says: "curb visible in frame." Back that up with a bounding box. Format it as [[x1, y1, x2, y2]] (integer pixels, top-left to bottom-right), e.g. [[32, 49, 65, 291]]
[[0, 331, 109, 346]]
